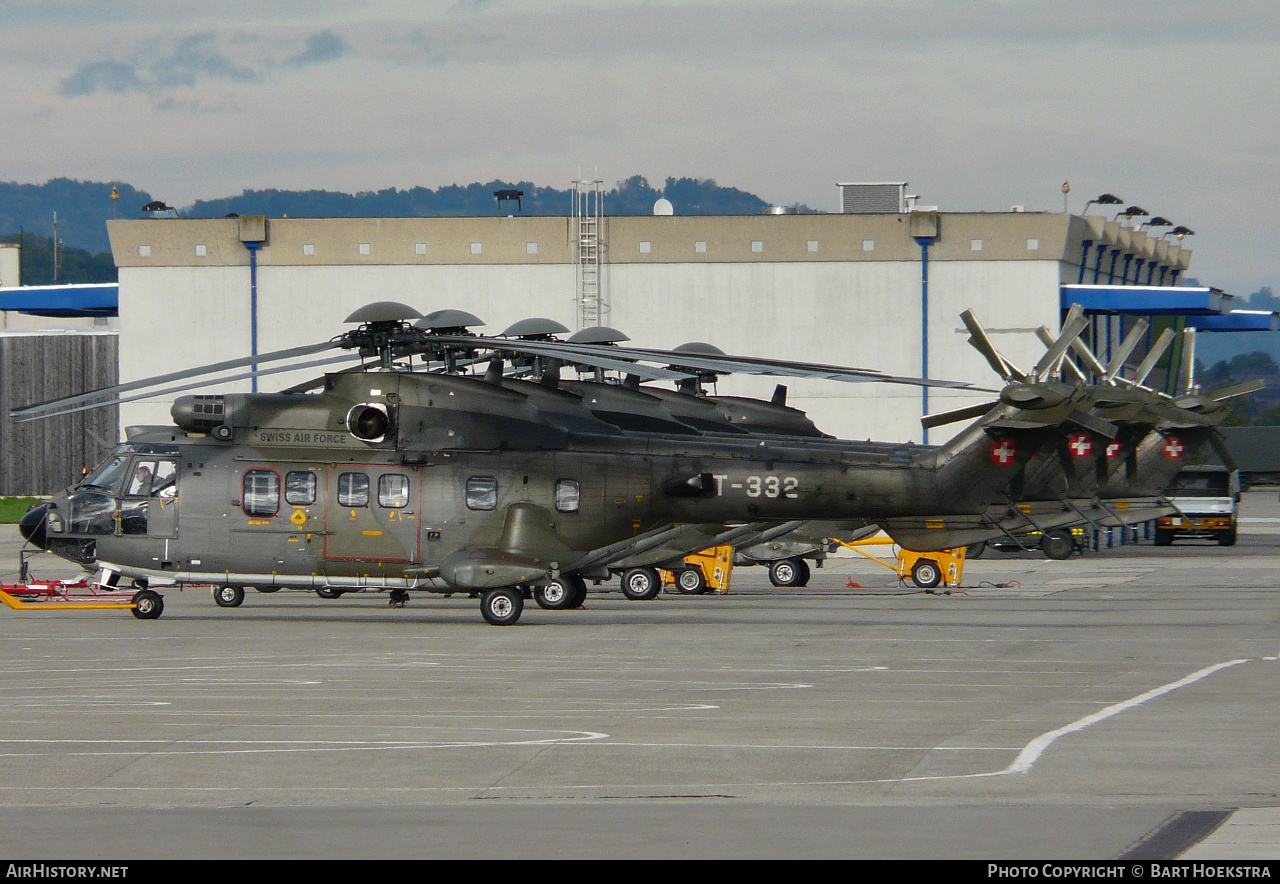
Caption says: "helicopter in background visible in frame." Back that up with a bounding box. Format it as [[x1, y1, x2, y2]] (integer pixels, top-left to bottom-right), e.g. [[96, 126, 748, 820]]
[[13, 302, 1238, 624]]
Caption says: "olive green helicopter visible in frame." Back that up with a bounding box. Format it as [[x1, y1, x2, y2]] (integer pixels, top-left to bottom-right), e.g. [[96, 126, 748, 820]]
[[13, 302, 1242, 624]]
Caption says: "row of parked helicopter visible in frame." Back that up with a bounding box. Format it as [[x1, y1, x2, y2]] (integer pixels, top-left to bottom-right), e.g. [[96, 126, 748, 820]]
[[14, 301, 1252, 624]]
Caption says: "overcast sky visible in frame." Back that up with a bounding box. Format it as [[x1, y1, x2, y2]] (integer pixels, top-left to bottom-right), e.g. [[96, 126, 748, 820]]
[[2, 0, 1277, 294]]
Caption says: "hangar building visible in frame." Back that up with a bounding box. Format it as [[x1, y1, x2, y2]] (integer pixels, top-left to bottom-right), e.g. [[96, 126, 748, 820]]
[[100, 183, 1242, 445]]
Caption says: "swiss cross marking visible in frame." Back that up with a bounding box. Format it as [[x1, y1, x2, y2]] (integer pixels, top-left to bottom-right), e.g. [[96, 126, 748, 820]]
[[1067, 433, 1093, 458], [1105, 441, 1122, 459], [989, 438, 1017, 465], [1163, 437, 1185, 459]]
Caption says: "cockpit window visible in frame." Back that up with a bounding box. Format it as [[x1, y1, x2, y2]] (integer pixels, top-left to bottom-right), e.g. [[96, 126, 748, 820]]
[[80, 456, 130, 494]]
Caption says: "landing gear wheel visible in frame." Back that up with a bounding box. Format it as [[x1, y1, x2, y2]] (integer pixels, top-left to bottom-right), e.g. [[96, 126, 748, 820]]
[[964, 541, 986, 559], [567, 575, 589, 609], [131, 589, 164, 620], [535, 576, 579, 610], [910, 558, 942, 589], [1041, 530, 1074, 560], [316, 587, 345, 599], [621, 567, 662, 600], [769, 557, 810, 587], [480, 587, 524, 625], [676, 568, 708, 595], [213, 585, 245, 608]]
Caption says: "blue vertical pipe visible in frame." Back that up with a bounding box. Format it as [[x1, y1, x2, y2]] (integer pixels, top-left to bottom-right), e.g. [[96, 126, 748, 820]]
[[916, 236, 934, 444], [246, 241, 260, 393]]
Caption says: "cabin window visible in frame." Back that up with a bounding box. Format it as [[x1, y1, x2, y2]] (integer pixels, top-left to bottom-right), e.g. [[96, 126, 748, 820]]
[[285, 471, 317, 506], [555, 479, 580, 513], [338, 472, 370, 507], [243, 470, 280, 517], [466, 477, 497, 511], [378, 474, 410, 508]]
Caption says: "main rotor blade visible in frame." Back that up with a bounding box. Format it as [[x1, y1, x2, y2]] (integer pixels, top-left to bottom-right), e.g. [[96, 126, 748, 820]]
[[1131, 328, 1176, 387], [17, 353, 361, 423], [920, 401, 998, 430], [960, 309, 1026, 382], [1208, 379, 1265, 401], [1103, 318, 1150, 382], [11, 340, 339, 418], [1031, 304, 1087, 382], [1177, 327, 1197, 395], [1036, 327, 1087, 382]]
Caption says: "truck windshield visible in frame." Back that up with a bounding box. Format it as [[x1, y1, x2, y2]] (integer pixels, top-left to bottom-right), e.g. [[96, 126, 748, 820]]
[[1169, 471, 1230, 495]]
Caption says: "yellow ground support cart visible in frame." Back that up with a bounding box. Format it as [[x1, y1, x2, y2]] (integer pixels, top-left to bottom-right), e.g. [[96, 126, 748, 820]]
[[659, 545, 735, 594], [836, 535, 966, 588]]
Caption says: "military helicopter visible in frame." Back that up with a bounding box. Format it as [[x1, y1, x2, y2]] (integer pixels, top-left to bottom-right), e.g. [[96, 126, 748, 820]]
[[12, 302, 1229, 624]]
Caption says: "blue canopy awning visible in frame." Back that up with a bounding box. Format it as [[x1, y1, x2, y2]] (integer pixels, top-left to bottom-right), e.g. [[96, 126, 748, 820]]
[[1061, 284, 1233, 316], [1186, 311, 1280, 332], [0, 283, 118, 317]]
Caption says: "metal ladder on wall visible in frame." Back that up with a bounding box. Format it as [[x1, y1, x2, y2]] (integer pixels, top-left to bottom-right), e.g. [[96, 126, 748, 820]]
[[573, 176, 606, 329]]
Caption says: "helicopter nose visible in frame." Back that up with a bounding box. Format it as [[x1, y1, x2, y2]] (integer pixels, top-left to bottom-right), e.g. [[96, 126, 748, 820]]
[[18, 504, 49, 549]]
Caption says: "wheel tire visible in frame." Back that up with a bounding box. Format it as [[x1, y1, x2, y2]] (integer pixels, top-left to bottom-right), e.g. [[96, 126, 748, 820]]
[[791, 558, 811, 587], [131, 589, 164, 620], [768, 558, 801, 587], [213, 585, 245, 608], [1153, 529, 1173, 546], [1041, 531, 1074, 560], [316, 587, 345, 599], [676, 568, 708, 594], [480, 587, 524, 626], [253, 585, 280, 594], [910, 558, 942, 589], [1218, 529, 1237, 547], [621, 567, 661, 601], [534, 577, 577, 610], [964, 541, 986, 559], [567, 575, 589, 609]]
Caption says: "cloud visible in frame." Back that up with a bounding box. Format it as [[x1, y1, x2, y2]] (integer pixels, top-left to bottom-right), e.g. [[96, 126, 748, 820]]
[[60, 60, 145, 97], [284, 30, 348, 68], [60, 32, 261, 96]]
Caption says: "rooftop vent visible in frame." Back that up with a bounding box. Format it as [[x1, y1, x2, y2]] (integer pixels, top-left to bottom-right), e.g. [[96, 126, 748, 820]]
[[838, 182, 908, 214]]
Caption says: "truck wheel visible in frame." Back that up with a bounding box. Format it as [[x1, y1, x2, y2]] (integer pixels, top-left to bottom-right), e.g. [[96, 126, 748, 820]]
[[1041, 530, 1074, 560], [1218, 528, 1237, 547], [1153, 529, 1173, 547]]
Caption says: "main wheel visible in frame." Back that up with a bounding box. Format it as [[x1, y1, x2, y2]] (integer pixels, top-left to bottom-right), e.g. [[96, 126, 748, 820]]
[[621, 567, 661, 600], [131, 589, 164, 620], [910, 558, 942, 589], [316, 587, 346, 599], [566, 575, 589, 609], [534, 577, 577, 610], [964, 541, 986, 559], [480, 587, 524, 625], [769, 557, 809, 587], [213, 585, 245, 608], [1041, 530, 1074, 560], [675, 568, 708, 594]]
